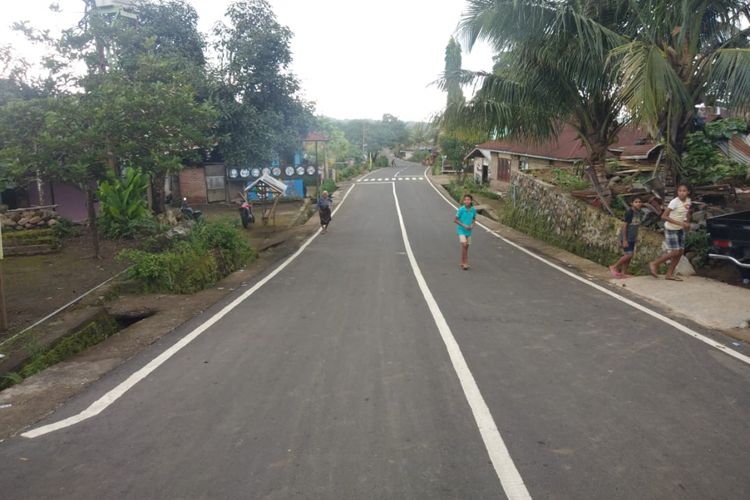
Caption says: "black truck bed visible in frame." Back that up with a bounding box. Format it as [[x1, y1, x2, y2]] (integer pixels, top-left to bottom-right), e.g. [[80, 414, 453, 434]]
[[707, 210, 750, 271]]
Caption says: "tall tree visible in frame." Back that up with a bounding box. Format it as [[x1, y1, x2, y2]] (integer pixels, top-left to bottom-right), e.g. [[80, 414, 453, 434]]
[[612, 0, 750, 179], [211, 0, 314, 166], [444, 37, 465, 108], [439, 37, 488, 175]]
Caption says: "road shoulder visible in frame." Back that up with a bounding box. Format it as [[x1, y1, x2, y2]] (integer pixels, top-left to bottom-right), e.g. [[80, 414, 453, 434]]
[[426, 172, 750, 343]]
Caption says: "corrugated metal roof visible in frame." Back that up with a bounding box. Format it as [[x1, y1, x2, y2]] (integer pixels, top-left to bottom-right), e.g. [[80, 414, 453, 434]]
[[464, 148, 492, 162], [244, 175, 288, 195], [728, 134, 750, 165]]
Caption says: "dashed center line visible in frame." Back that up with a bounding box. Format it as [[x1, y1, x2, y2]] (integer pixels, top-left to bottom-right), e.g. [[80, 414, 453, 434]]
[[358, 176, 424, 183]]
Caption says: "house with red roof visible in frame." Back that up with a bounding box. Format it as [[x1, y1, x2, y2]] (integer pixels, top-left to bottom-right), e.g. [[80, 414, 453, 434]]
[[464, 125, 659, 188]]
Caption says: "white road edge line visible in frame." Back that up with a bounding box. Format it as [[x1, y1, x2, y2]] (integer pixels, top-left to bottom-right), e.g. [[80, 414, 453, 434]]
[[392, 183, 532, 500], [424, 176, 750, 367], [22, 184, 359, 439]]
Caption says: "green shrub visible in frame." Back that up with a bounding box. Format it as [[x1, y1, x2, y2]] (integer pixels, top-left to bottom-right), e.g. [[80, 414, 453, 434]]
[[192, 221, 255, 276], [120, 242, 219, 294], [321, 178, 337, 194], [409, 150, 431, 164], [98, 167, 154, 239], [682, 119, 749, 185], [551, 168, 590, 191], [375, 155, 389, 168], [685, 229, 710, 267], [119, 221, 255, 294], [51, 218, 82, 239]]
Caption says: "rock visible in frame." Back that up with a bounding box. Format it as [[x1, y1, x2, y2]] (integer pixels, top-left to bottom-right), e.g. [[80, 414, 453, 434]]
[[47, 219, 59, 227], [164, 224, 191, 240], [17, 217, 29, 226], [692, 210, 707, 225], [675, 255, 696, 276], [739, 320, 749, 329], [28, 216, 42, 225], [165, 209, 178, 226]]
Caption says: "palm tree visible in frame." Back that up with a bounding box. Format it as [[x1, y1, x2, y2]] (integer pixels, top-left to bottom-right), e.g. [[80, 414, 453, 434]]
[[448, 0, 750, 194], [444, 0, 630, 206], [612, 0, 750, 181]]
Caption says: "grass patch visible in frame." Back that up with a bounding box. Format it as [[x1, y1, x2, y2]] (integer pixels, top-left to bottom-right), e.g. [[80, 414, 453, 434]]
[[444, 179, 501, 202], [3, 228, 62, 249], [0, 313, 120, 390]]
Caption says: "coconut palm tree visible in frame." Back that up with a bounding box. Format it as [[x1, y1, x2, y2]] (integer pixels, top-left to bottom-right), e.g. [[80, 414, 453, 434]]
[[444, 0, 630, 206], [612, 0, 750, 180], [448, 0, 750, 192]]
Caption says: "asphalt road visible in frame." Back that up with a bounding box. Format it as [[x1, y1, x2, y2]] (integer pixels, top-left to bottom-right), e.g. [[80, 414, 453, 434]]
[[1, 160, 749, 499]]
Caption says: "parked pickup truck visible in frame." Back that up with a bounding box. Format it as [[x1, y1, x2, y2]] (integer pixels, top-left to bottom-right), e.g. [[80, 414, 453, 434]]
[[706, 209, 750, 277]]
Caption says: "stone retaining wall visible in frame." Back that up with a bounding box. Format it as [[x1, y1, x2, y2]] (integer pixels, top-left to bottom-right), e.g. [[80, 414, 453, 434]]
[[1, 206, 64, 231], [508, 171, 663, 271]]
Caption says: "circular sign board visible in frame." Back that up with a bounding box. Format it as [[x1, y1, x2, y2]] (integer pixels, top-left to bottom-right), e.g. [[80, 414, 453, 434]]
[[285, 166, 295, 177], [296, 166, 305, 176], [240, 168, 251, 178], [306, 166, 316, 176], [250, 168, 261, 178], [228, 168, 239, 179], [262, 167, 271, 177], [272, 167, 282, 177]]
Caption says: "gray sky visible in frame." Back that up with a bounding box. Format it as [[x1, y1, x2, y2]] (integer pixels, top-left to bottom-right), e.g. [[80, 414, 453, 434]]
[[0, 0, 494, 122]]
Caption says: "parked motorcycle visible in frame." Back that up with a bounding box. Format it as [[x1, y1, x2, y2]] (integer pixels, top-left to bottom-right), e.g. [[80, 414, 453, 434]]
[[239, 200, 255, 228], [180, 197, 202, 221]]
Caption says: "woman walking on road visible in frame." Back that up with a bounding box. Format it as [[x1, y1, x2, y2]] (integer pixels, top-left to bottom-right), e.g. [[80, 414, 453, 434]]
[[318, 190, 332, 234]]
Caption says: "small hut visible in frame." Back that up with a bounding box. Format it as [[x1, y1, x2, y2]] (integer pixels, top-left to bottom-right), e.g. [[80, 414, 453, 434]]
[[243, 175, 288, 225]]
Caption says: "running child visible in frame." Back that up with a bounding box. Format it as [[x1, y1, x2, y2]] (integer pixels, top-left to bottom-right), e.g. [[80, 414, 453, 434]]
[[609, 197, 643, 278], [649, 184, 692, 281], [454, 194, 477, 270]]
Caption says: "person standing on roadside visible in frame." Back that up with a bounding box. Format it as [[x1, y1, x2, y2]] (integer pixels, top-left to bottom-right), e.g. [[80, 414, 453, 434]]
[[649, 184, 692, 281], [454, 194, 477, 270], [318, 190, 332, 234], [609, 197, 644, 278]]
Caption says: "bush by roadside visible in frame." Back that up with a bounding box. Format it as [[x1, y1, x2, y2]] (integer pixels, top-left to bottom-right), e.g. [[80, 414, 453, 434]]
[[119, 221, 256, 294]]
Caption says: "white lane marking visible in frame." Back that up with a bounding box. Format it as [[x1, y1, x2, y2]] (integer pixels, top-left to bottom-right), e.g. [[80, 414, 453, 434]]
[[395, 167, 407, 177], [22, 185, 359, 439], [419, 177, 424, 180], [392, 183, 532, 500], [424, 177, 750, 367], [377, 178, 383, 181]]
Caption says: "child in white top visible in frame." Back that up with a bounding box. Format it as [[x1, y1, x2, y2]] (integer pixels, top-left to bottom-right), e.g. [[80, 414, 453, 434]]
[[649, 185, 691, 281]]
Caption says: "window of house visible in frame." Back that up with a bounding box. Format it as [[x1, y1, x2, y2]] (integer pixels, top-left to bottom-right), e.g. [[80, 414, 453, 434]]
[[497, 158, 510, 180]]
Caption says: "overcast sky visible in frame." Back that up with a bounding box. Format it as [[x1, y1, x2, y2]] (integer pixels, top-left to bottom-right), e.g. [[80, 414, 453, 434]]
[[0, 0, 495, 122]]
